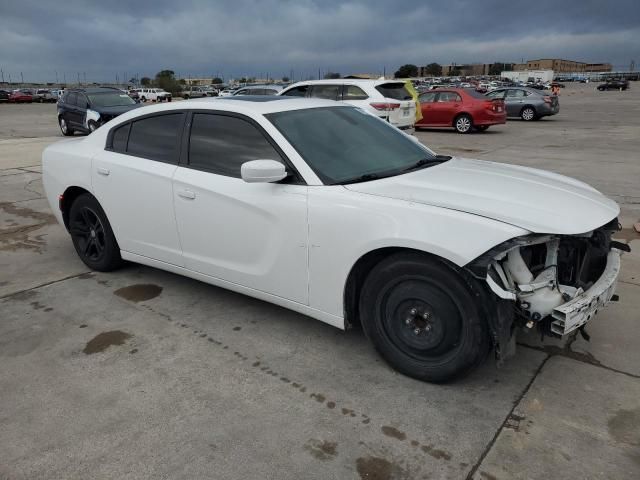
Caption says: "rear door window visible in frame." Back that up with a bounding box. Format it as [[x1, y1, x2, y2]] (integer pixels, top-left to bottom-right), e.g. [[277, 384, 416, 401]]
[[281, 85, 309, 97], [507, 89, 526, 98], [126, 113, 184, 163], [110, 123, 130, 153], [375, 82, 412, 100], [65, 92, 78, 106], [343, 85, 368, 100], [436, 92, 461, 102], [309, 85, 341, 100]]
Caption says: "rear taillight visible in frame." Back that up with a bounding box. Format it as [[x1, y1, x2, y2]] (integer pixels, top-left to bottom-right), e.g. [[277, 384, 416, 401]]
[[484, 100, 503, 112], [370, 102, 401, 111], [543, 96, 553, 104]]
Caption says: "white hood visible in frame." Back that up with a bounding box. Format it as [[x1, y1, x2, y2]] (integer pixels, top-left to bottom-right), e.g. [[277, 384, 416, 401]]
[[345, 157, 619, 234]]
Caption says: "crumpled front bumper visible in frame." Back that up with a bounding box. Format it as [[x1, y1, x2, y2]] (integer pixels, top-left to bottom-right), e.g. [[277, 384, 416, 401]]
[[550, 249, 622, 335]]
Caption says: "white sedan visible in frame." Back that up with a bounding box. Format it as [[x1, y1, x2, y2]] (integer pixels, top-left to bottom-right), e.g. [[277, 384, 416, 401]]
[[42, 97, 626, 382]]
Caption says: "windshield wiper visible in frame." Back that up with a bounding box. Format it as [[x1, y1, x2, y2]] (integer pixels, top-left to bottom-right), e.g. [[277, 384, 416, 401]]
[[402, 155, 451, 173], [333, 173, 381, 185]]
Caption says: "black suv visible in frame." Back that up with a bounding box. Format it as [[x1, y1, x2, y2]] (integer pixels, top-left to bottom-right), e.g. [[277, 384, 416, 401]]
[[57, 87, 141, 136]]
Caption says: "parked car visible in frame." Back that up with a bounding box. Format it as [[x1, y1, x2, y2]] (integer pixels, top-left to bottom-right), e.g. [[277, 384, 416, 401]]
[[217, 88, 236, 97], [416, 88, 506, 133], [42, 97, 625, 383], [57, 87, 141, 135], [279, 79, 416, 129], [34, 89, 57, 103], [485, 87, 559, 121], [0, 89, 10, 102], [127, 89, 140, 101], [133, 88, 172, 102], [232, 85, 284, 96], [8, 90, 33, 103], [597, 80, 629, 91], [180, 86, 209, 99]]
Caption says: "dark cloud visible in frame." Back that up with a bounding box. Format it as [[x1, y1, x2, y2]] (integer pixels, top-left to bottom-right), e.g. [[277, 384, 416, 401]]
[[0, 0, 638, 83]]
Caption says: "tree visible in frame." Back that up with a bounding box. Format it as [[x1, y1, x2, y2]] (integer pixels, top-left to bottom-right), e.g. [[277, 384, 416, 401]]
[[423, 63, 442, 76], [324, 72, 341, 79], [128, 77, 137, 84], [281, 76, 290, 83], [394, 64, 418, 78], [140, 77, 151, 86], [154, 69, 181, 94], [179, 78, 186, 85], [212, 77, 223, 84]]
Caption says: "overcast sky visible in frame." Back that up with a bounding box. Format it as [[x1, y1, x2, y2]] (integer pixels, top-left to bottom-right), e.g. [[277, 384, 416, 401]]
[[1, 0, 638, 83]]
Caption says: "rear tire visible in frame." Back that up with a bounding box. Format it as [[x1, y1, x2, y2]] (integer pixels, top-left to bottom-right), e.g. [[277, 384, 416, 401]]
[[454, 114, 473, 133], [68, 194, 123, 272], [359, 253, 490, 383], [520, 107, 536, 121]]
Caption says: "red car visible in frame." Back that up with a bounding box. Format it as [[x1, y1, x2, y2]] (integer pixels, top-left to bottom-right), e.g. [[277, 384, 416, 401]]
[[416, 88, 506, 133], [8, 90, 33, 103]]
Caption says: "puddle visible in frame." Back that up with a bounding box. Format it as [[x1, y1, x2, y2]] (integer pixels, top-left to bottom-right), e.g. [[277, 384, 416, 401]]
[[381, 426, 406, 441], [114, 284, 163, 302], [303, 439, 338, 461], [83, 330, 132, 354], [355, 456, 407, 480]]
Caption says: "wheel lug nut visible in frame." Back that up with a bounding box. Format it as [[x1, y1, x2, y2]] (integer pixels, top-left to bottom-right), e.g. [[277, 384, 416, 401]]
[[425, 325, 432, 332], [405, 318, 412, 325], [410, 308, 417, 316], [413, 328, 421, 335], [423, 312, 430, 320]]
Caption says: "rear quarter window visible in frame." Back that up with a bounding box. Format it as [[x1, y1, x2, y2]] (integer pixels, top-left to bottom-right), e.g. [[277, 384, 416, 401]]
[[375, 83, 412, 100]]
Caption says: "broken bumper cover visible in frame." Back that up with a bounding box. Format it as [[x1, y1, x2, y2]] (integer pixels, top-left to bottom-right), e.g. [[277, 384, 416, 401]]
[[550, 249, 622, 335]]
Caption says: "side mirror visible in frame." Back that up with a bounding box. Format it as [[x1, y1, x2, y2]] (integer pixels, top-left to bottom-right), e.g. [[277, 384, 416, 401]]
[[241, 160, 287, 183]]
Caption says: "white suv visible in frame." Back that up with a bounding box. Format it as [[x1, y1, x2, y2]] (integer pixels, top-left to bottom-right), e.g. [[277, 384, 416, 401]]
[[278, 79, 416, 129], [134, 88, 172, 102]]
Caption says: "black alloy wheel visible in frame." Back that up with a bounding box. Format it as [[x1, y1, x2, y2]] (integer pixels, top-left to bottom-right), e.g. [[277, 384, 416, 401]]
[[68, 194, 123, 271]]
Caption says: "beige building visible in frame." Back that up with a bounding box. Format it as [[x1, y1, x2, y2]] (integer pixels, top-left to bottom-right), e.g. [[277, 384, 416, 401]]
[[523, 59, 612, 73]]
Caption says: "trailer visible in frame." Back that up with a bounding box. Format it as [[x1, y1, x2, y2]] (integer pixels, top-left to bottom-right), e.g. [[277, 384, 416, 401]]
[[501, 70, 554, 83]]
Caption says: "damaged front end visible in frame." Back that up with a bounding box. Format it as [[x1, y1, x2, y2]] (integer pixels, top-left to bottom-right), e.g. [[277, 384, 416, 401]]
[[467, 218, 629, 362]]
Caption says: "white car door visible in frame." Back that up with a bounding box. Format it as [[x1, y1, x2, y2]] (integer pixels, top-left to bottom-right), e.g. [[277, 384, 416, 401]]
[[92, 113, 185, 266], [172, 112, 309, 304]]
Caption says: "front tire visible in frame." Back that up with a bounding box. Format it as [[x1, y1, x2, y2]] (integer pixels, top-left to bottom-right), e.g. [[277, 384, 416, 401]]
[[68, 194, 123, 271], [59, 116, 74, 136], [520, 107, 536, 121], [359, 253, 490, 383], [454, 114, 473, 133]]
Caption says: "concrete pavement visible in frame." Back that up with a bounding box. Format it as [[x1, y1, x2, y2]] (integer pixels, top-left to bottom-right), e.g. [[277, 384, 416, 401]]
[[1, 84, 639, 479]]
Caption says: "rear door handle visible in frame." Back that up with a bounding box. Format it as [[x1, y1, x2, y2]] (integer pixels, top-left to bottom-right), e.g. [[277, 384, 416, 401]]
[[177, 189, 196, 200], [97, 167, 110, 176]]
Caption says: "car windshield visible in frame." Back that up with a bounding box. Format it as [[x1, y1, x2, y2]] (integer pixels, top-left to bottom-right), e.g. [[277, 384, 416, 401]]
[[88, 92, 136, 107], [267, 106, 439, 184]]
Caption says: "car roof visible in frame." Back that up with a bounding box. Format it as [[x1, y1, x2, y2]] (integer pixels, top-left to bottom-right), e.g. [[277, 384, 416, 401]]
[[284, 78, 403, 88], [112, 96, 347, 119], [67, 87, 123, 94]]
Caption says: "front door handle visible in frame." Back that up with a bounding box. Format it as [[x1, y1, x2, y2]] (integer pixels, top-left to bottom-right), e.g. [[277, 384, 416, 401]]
[[177, 189, 196, 200], [97, 167, 110, 176]]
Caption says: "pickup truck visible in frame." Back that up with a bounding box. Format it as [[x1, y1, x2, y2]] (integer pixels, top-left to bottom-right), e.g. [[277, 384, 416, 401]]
[[133, 88, 172, 102], [180, 86, 209, 99]]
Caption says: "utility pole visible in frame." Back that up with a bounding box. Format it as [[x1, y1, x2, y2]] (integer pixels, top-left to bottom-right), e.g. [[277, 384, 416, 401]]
[[318, 67, 320, 80], [55, 71, 58, 83], [1, 68, 4, 83], [20, 72, 24, 85], [77, 72, 80, 85]]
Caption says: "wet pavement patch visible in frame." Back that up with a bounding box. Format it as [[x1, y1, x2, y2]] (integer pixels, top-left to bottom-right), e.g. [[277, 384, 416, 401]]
[[608, 408, 640, 446], [355, 456, 407, 480], [83, 330, 132, 354], [114, 284, 162, 302], [381, 426, 407, 441], [303, 439, 338, 461]]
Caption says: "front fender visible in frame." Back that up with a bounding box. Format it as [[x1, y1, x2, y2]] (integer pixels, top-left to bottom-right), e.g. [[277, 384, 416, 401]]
[[308, 187, 528, 319]]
